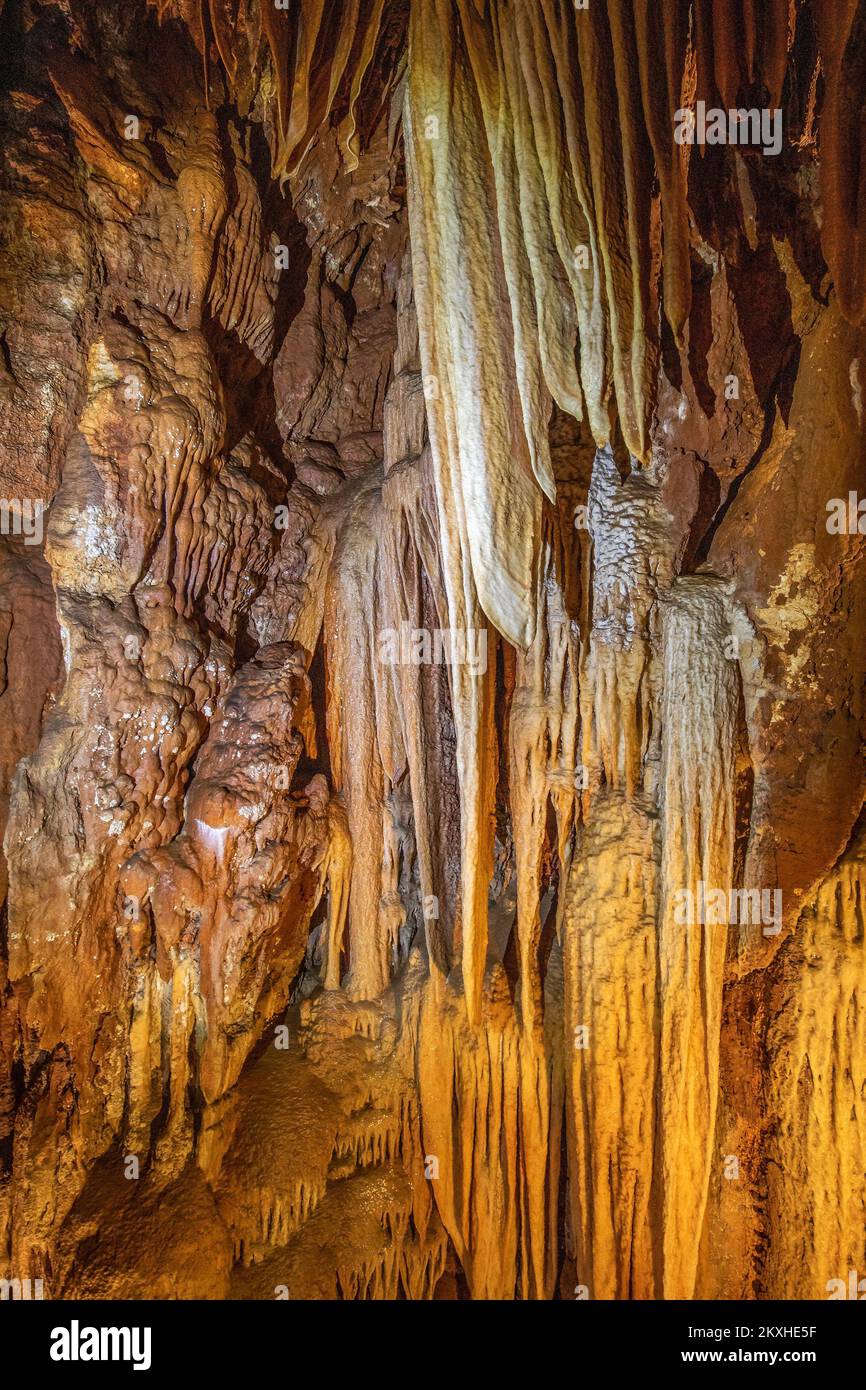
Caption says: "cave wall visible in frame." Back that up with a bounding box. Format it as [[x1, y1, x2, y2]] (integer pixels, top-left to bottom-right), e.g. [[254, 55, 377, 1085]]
[[0, 0, 864, 1300]]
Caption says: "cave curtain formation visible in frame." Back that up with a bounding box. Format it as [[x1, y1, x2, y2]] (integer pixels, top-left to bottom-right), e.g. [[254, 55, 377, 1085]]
[[0, 0, 865, 1301]]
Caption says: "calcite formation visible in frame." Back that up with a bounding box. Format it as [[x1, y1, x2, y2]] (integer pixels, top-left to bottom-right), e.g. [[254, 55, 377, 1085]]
[[0, 0, 864, 1302]]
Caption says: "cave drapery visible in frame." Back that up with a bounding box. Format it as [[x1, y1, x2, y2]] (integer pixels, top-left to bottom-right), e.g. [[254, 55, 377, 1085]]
[[0, 0, 864, 1301]]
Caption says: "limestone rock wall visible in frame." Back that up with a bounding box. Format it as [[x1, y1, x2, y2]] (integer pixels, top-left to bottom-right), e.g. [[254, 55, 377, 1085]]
[[0, 0, 864, 1301]]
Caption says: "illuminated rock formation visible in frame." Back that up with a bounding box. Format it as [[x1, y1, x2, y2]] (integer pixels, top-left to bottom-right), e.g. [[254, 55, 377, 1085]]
[[0, 0, 864, 1302]]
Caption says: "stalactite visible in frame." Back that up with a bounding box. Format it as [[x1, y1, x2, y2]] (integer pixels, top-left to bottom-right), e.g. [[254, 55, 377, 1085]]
[[814, 2, 866, 326], [3, 0, 865, 1307], [324, 481, 395, 1002], [693, 0, 792, 112], [405, 2, 547, 647], [508, 514, 580, 1032], [412, 963, 562, 1299], [404, 29, 508, 1024], [633, 0, 691, 342], [581, 445, 675, 797], [379, 460, 456, 980], [150, 0, 394, 181]]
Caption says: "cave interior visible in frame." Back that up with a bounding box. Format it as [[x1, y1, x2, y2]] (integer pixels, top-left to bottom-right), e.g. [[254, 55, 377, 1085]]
[[0, 0, 865, 1302]]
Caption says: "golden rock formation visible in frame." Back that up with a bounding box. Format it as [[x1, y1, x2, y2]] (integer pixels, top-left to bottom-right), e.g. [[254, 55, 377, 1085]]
[[0, 0, 864, 1304]]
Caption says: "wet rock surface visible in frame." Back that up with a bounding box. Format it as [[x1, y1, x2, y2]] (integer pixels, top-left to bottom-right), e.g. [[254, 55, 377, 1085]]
[[0, 0, 864, 1300]]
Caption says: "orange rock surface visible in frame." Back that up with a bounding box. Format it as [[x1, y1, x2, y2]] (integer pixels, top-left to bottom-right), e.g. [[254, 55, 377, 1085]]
[[0, 0, 864, 1301]]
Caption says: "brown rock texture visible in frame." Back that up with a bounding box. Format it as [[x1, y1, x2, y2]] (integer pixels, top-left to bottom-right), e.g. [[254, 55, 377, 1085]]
[[0, 0, 864, 1303]]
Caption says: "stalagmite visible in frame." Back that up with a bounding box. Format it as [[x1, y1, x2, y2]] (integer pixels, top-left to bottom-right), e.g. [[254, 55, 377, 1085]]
[[563, 793, 658, 1299], [657, 577, 739, 1299], [322, 792, 353, 992]]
